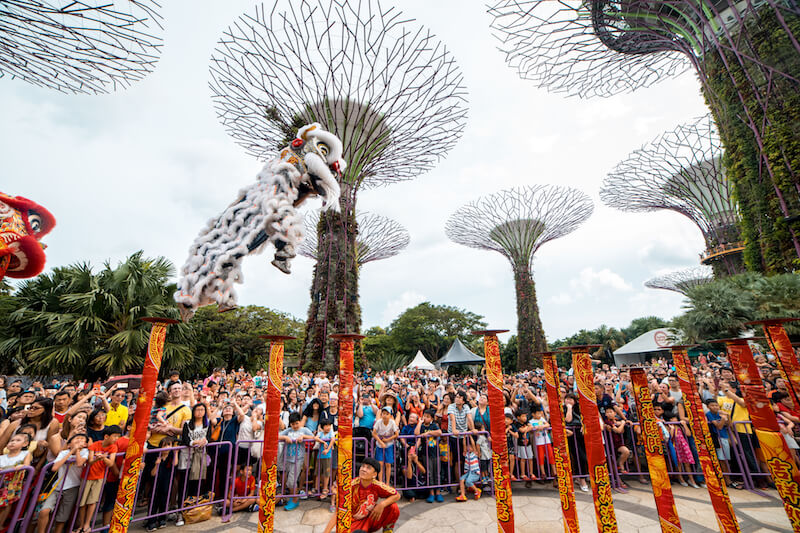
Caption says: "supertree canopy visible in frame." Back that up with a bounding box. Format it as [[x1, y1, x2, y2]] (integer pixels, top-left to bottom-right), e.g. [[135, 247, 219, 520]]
[[600, 114, 744, 276], [210, 0, 467, 370], [0, 1, 163, 94], [645, 265, 714, 296], [446, 185, 593, 370], [298, 211, 410, 267], [490, 0, 800, 272]]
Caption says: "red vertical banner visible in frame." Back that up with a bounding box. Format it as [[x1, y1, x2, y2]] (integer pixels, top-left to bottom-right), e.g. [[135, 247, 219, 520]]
[[331, 334, 363, 533], [542, 353, 579, 533], [566, 345, 617, 533], [671, 347, 740, 533], [720, 339, 800, 531], [257, 335, 294, 533], [749, 319, 800, 410], [110, 317, 177, 533], [629, 368, 681, 532], [474, 330, 514, 533]]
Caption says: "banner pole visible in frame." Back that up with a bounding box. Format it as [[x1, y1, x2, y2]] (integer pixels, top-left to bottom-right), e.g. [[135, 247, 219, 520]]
[[109, 317, 178, 533], [564, 345, 618, 533], [474, 330, 515, 533], [256, 335, 295, 533], [671, 346, 739, 532], [540, 352, 579, 533], [629, 367, 682, 532], [330, 333, 364, 533], [715, 338, 800, 532], [747, 319, 800, 411]]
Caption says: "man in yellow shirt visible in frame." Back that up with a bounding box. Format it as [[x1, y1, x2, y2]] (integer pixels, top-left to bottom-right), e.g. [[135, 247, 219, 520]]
[[716, 370, 766, 488], [102, 388, 129, 429]]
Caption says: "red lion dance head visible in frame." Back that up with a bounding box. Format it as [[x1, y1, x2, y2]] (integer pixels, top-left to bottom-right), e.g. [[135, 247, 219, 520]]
[[0, 193, 56, 280]]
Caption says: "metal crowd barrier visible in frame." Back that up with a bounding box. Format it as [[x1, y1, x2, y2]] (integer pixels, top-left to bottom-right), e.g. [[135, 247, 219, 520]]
[[0, 465, 36, 528], [4, 418, 788, 532], [16, 441, 233, 533]]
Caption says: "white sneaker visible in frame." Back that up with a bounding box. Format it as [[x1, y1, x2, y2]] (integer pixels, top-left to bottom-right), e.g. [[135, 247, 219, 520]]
[[299, 490, 308, 500], [175, 518, 185, 527]]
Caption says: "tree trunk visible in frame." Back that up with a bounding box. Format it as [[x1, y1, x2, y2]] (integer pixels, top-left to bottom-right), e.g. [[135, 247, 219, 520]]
[[301, 192, 362, 372], [514, 264, 548, 370]]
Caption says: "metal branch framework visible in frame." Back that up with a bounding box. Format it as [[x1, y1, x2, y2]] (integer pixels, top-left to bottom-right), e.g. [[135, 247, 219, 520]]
[[0, 1, 163, 94], [489, 0, 691, 97], [209, 0, 468, 192], [208, 0, 467, 371], [645, 265, 714, 295], [446, 185, 593, 370], [600, 114, 744, 274], [488, 0, 800, 97], [446, 185, 594, 270], [489, 0, 800, 272], [298, 211, 410, 266]]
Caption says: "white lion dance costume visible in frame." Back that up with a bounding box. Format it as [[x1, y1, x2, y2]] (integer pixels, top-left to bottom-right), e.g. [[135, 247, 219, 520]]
[[175, 123, 345, 321]]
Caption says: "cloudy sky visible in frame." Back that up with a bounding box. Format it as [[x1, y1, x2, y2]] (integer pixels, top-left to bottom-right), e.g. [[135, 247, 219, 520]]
[[1, 0, 711, 344]]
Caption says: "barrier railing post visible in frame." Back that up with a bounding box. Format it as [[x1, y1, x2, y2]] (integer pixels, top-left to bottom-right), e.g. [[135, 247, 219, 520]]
[[540, 352, 579, 532], [256, 334, 295, 533], [474, 329, 514, 533], [330, 333, 364, 533], [630, 367, 682, 532], [109, 317, 178, 533], [715, 337, 800, 531], [672, 345, 740, 532]]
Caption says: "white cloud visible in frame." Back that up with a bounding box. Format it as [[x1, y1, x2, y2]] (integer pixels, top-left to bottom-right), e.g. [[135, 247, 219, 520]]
[[550, 292, 574, 306], [570, 267, 633, 294], [381, 291, 427, 326]]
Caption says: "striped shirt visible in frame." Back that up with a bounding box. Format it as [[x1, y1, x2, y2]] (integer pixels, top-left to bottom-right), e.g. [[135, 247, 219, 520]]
[[447, 404, 470, 432], [464, 452, 480, 475]]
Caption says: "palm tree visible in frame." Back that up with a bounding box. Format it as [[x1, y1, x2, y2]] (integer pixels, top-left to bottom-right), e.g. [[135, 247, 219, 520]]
[[0, 252, 192, 377]]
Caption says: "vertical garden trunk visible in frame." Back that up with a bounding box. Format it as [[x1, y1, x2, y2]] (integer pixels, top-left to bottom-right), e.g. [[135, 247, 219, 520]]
[[513, 264, 547, 370], [301, 193, 362, 372], [701, 9, 800, 272]]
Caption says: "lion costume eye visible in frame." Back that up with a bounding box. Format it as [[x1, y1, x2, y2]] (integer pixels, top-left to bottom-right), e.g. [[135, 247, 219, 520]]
[[317, 143, 329, 157], [28, 212, 42, 232]]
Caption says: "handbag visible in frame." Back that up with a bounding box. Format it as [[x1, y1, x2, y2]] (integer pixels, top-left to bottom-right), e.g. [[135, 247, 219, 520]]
[[182, 492, 214, 524]]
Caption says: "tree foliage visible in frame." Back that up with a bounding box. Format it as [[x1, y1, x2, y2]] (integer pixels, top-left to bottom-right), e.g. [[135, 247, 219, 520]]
[[0, 252, 193, 378], [674, 272, 800, 344], [549, 316, 670, 364], [0, 253, 309, 379], [362, 302, 487, 368], [189, 304, 305, 375]]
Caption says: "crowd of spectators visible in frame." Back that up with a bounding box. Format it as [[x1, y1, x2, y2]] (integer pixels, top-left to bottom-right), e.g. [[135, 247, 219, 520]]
[[0, 344, 798, 532]]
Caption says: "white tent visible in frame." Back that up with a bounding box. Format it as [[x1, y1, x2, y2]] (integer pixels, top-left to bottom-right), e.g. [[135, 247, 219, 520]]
[[407, 350, 435, 371], [613, 328, 674, 366]]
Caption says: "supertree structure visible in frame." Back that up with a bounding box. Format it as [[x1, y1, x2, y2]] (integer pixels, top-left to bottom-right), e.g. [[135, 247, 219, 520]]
[[298, 211, 410, 267], [600, 114, 744, 276], [645, 265, 714, 295], [490, 0, 800, 273], [446, 185, 593, 370], [1, 1, 163, 94], [209, 0, 467, 370]]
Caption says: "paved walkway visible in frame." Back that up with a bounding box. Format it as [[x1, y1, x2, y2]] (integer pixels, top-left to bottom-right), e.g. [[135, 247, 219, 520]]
[[184, 484, 791, 532]]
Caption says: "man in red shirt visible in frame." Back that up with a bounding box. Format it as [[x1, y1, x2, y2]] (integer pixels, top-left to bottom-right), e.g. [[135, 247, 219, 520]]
[[324, 457, 400, 533]]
